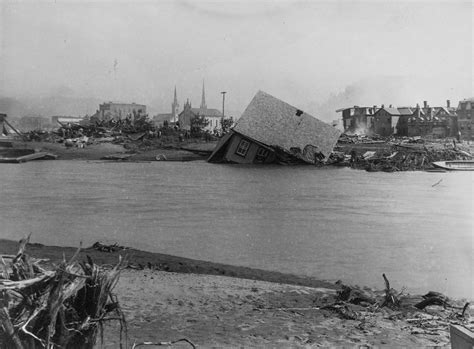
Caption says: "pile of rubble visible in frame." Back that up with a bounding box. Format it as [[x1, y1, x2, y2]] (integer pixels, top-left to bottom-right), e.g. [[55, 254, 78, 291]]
[[337, 133, 386, 144], [330, 275, 473, 343], [0, 236, 126, 348], [331, 133, 472, 172]]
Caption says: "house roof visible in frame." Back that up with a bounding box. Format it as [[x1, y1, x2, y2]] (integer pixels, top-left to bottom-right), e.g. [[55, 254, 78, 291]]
[[153, 113, 174, 122], [435, 107, 456, 116], [233, 91, 341, 162], [397, 107, 414, 116], [376, 107, 401, 115], [190, 108, 222, 117]]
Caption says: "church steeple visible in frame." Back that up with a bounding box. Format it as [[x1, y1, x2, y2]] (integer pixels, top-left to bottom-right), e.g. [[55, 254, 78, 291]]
[[171, 86, 179, 123], [200, 80, 207, 109]]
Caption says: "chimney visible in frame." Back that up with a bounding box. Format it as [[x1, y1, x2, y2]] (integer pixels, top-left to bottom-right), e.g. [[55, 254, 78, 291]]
[[389, 104, 392, 108], [447, 100, 450, 108], [423, 101, 428, 108]]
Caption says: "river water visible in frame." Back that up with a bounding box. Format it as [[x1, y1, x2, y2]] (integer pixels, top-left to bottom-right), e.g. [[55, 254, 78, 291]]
[[0, 160, 472, 298]]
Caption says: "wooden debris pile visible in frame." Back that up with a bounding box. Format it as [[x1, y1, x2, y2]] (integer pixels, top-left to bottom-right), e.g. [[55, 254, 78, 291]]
[[337, 133, 387, 144], [327, 274, 473, 338], [90, 241, 129, 253], [329, 143, 471, 172], [0, 236, 126, 348]]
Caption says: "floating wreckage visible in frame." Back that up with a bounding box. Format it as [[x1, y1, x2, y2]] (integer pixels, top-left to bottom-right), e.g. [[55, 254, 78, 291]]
[[208, 91, 341, 165]]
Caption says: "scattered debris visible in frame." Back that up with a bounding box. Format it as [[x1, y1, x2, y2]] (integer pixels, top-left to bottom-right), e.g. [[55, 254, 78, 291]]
[[0, 236, 126, 348], [89, 241, 129, 253], [324, 274, 474, 342], [432, 178, 443, 187], [332, 134, 472, 172], [0, 151, 57, 163], [132, 338, 196, 348]]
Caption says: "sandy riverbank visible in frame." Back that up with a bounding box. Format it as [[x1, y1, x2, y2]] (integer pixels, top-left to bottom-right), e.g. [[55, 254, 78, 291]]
[[2, 239, 472, 347]]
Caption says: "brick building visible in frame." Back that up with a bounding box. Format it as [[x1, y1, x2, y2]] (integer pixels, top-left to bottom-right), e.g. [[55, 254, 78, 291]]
[[457, 98, 473, 140], [336, 106, 378, 134], [95, 102, 146, 120]]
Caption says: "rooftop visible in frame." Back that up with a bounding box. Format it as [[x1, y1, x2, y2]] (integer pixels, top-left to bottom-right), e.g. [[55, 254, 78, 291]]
[[233, 91, 341, 161]]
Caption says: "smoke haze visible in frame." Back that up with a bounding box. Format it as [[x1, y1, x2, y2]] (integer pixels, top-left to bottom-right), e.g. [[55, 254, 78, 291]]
[[0, 1, 472, 121]]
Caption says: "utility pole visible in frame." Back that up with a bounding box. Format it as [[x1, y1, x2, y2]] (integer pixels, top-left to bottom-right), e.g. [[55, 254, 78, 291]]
[[221, 91, 226, 135]]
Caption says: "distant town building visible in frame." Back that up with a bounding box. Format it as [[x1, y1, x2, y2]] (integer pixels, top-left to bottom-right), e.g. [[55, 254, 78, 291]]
[[407, 101, 457, 138], [153, 87, 180, 126], [0, 113, 8, 136], [178, 82, 222, 132], [336, 106, 378, 134], [457, 97, 473, 140], [337, 99, 459, 138], [94, 102, 146, 120], [373, 105, 402, 137]]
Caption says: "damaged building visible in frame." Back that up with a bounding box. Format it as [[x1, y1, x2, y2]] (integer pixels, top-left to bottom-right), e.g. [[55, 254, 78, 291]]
[[208, 91, 341, 165]]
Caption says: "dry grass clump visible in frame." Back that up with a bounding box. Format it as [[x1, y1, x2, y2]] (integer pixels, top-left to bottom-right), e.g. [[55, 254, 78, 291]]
[[0, 235, 126, 348]]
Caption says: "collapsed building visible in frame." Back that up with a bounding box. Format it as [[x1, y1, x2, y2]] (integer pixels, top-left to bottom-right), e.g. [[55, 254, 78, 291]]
[[338, 100, 461, 138], [208, 91, 341, 165]]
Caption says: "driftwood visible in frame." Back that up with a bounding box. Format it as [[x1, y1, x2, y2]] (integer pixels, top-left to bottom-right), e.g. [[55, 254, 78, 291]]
[[132, 338, 196, 348], [381, 273, 400, 308], [415, 292, 449, 310], [0, 237, 127, 349], [90, 241, 129, 253]]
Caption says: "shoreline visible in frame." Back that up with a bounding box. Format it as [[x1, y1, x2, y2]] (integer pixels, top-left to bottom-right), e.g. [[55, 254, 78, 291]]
[[1, 137, 472, 175], [0, 238, 336, 290], [2, 238, 471, 347]]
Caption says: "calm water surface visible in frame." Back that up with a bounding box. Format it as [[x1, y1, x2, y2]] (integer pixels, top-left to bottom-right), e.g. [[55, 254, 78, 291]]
[[0, 160, 472, 298]]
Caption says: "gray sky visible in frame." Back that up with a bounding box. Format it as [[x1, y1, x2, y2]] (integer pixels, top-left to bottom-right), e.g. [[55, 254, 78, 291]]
[[0, 0, 472, 119]]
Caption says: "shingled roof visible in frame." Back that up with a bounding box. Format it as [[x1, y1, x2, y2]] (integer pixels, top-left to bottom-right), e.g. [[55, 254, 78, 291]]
[[376, 107, 401, 115], [190, 108, 222, 117], [233, 91, 341, 162], [397, 107, 414, 116]]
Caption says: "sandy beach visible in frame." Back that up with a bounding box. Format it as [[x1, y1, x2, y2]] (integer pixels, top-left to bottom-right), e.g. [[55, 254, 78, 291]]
[[2, 239, 471, 348], [102, 269, 457, 348]]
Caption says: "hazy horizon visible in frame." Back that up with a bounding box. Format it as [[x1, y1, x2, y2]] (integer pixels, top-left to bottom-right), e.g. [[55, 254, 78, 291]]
[[0, 0, 472, 121]]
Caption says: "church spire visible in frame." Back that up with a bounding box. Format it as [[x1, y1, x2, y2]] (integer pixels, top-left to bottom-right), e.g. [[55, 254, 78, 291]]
[[200, 80, 207, 109], [171, 86, 179, 123]]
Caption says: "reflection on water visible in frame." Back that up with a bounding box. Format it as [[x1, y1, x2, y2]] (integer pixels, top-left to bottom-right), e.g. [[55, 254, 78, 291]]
[[0, 160, 472, 298]]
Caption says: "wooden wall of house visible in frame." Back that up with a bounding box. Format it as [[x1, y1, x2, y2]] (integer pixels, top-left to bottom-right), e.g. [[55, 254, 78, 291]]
[[224, 134, 276, 164]]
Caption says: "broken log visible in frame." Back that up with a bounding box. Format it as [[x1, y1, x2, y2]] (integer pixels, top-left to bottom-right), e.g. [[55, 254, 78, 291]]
[[381, 273, 399, 308]]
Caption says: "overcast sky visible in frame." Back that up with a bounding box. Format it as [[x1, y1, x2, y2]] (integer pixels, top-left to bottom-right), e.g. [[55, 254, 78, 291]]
[[0, 0, 472, 118]]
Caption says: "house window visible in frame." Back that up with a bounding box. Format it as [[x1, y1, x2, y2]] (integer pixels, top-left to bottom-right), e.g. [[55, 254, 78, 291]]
[[235, 139, 250, 157], [255, 147, 270, 163]]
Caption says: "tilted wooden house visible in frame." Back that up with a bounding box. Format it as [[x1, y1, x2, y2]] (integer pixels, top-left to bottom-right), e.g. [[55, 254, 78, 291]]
[[208, 91, 341, 165]]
